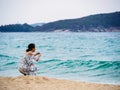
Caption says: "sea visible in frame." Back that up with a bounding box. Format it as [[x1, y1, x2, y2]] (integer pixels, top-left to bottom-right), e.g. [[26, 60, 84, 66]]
[[0, 32, 120, 85]]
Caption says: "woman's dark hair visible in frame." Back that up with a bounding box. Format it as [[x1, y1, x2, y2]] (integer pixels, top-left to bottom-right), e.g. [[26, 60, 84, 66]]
[[26, 43, 35, 52]]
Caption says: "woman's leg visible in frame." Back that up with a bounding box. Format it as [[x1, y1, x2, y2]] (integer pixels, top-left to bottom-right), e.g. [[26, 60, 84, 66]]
[[19, 69, 28, 76]]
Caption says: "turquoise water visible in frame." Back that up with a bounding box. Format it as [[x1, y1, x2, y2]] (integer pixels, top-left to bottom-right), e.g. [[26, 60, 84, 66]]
[[0, 32, 120, 84]]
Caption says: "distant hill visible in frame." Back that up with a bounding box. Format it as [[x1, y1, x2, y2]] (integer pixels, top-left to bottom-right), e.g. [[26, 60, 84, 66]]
[[0, 12, 120, 32], [31, 23, 45, 27], [36, 12, 120, 32], [0, 23, 33, 32]]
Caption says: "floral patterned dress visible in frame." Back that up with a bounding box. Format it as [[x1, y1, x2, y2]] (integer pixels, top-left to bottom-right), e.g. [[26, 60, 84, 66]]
[[18, 54, 37, 75]]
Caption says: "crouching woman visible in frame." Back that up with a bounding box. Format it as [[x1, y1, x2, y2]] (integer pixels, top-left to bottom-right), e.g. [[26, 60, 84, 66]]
[[18, 43, 41, 75]]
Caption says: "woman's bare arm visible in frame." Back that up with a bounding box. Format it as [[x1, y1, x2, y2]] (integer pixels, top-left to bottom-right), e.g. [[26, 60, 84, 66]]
[[35, 54, 41, 61]]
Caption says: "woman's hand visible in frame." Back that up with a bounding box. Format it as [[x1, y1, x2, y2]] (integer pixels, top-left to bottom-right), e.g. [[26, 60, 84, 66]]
[[34, 52, 40, 56], [38, 53, 41, 57], [36, 53, 41, 61]]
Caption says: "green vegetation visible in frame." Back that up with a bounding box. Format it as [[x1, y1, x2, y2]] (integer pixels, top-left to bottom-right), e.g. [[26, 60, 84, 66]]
[[0, 23, 33, 32]]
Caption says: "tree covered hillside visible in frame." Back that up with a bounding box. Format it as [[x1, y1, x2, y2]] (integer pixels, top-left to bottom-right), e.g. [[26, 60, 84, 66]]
[[0, 12, 120, 32], [36, 12, 120, 32]]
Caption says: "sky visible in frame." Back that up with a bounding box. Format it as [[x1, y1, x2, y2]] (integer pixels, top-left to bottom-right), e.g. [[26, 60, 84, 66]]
[[0, 0, 120, 25]]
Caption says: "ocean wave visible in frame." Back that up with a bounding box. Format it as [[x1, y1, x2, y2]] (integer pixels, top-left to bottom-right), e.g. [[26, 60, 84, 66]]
[[38, 59, 120, 72], [0, 54, 10, 58], [0, 54, 18, 59], [4, 61, 17, 66], [0, 61, 17, 71], [37, 59, 120, 84]]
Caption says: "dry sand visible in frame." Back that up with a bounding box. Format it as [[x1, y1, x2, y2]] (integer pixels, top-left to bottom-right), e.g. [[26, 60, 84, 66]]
[[0, 76, 120, 90]]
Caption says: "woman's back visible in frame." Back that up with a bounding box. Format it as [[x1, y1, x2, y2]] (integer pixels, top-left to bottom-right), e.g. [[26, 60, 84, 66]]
[[19, 53, 33, 70]]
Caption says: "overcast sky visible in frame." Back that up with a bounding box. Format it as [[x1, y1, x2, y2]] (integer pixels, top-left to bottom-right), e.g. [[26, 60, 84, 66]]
[[0, 0, 120, 25]]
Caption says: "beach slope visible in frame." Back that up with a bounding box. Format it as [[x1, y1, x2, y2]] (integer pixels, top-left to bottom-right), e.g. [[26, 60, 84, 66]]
[[0, 76, 120, 90]]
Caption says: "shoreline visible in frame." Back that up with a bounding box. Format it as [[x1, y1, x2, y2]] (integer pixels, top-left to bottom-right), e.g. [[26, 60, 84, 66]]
[[0, 76, 120, 90]]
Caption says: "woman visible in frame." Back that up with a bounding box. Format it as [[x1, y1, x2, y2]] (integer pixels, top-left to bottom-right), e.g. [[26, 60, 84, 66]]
[[18, 43, 41, 75]]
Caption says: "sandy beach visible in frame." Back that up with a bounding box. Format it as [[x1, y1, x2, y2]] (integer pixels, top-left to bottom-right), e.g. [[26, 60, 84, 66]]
[[0, 76, 120, 90]]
